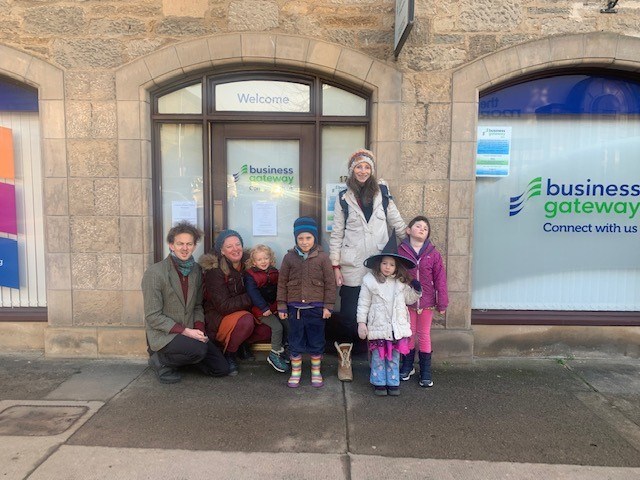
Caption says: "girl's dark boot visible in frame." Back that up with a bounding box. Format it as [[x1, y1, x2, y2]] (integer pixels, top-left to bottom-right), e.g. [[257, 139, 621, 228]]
[[400, 349, 415, 381], [418, 351, 433, 387]]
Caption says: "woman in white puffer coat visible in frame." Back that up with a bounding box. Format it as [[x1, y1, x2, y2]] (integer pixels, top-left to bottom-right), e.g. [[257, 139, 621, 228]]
[[356, 239, 420, 396], [329, 149, 406, 382]]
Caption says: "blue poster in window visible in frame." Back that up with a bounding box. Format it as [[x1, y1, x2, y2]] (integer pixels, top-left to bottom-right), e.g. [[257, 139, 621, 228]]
[[0, 237, 19, 289], [476, 126, 511, 177]]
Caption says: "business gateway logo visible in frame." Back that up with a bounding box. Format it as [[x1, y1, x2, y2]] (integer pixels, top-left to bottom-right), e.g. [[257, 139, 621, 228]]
[[509, 177, 542, 216], [232, 164, 294, 185], [508, 176, 640, 234]]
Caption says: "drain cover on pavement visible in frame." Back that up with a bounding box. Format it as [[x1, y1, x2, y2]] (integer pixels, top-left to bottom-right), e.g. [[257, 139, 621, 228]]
[[0, 405, 88, 436]]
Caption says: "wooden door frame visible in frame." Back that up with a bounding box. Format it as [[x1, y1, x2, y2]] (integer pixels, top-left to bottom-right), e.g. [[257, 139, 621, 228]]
[[207, 122, 317, 253]]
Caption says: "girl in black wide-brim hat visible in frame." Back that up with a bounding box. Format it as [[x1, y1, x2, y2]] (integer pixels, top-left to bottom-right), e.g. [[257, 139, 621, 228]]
[[356, 232, 421, 396]]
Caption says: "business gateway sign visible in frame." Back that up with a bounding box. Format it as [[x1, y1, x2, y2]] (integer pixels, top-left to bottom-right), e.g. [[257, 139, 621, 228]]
[[509, 176, 639, 234]]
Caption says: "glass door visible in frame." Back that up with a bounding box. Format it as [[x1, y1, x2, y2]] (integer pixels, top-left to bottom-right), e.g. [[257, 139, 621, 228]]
[[210, 124, 316, 262]]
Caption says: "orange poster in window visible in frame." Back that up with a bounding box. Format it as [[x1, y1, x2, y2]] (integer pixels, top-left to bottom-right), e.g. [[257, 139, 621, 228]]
[[0, 127, 15, 180]]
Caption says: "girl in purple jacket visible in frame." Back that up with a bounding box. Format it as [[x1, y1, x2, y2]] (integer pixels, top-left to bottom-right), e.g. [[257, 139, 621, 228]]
[[397, 216, 448, 387]]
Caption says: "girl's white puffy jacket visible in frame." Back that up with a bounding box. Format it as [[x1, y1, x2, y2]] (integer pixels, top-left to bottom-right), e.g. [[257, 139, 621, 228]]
[[356, 272, 420, 341], [329, 183, 406, 287]]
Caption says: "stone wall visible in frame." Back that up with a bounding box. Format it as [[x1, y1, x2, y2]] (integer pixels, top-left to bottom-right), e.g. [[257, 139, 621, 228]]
[[1, 0, 639, 356]]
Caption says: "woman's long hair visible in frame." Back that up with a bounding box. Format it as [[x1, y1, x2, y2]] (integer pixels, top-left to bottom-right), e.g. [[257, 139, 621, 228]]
[[346, 174, 380, 206]]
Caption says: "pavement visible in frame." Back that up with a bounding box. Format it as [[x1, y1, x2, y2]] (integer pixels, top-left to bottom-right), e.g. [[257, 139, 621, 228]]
[[1, 352, 639, 480]]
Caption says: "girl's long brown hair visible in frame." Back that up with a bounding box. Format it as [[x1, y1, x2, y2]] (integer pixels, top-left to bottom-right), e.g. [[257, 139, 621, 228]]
[[370, 256, 412, 284]]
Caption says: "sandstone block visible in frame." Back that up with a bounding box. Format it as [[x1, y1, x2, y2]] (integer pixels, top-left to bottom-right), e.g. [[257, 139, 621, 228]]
[[45, 327, 98, 358], [229, 1, 278, 31], [98, 327, 147, 357], [23, 5, 84, 35], [65, 71, 116, 101], [71, 254, 97, 290], [71, 217, 120, 253], [459, 0, 523, 32], [73, 290, 123, 326], [68, 178, 95, 216], [68, 140, 118, 178], [96, 254, 122, 290], [52, 38, 124, 69], [46, 216, 70, 253], [95, 179, 120, 216]]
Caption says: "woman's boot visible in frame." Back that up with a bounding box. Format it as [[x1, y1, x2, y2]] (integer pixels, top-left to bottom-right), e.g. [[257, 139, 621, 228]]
[[400, 349, 415, 381], [334, 342, 353, 382], [418, 351, 433, 387]]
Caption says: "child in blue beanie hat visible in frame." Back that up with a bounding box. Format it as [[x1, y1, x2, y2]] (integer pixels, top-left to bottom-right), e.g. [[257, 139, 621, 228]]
[[277, 217, 336, 388]]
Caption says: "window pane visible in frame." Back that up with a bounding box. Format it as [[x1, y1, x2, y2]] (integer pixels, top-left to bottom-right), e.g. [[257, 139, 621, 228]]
[[160, 123, 204, 259], [215, 80, 310, 112], [320, 125, 366, 252], [226, 139, 300, 262], [0, 78, 38, 112], [479, 74, 640, 117], [158, 83, 202, 114], [322, 84, 366, 116]]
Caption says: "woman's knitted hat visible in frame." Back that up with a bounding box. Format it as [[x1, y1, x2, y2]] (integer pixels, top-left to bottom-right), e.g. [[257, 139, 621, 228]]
[[348, 148, 376, 176], [293, 217, 318, 243], [214, 229, 243, 256]]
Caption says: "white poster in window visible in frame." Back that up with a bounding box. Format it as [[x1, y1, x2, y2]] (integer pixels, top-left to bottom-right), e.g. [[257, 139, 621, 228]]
[[171, 201, 197, 226], [252, 201, 278, 236], [476, 126, 511, 177], [325, 183, 347, 232]]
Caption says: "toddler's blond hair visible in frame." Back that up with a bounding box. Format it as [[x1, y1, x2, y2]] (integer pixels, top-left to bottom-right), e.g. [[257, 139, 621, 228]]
[[245, 244, 277, 269]]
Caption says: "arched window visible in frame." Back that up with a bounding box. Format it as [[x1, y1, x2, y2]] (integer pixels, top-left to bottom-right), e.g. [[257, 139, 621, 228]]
[[473, 72, 640, 321], [151, 72, 370, 261]]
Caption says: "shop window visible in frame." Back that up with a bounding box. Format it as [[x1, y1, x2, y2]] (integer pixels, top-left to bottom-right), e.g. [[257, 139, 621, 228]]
[[473, 73, 640, 316], [153, 73, 369, 260], [0, 77, 45, 309]]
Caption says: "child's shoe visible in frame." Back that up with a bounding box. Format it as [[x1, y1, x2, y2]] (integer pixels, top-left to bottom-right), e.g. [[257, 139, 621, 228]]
[[387, 386, 400, 396], [374, 386, 387, 396], [418, 351, 434, 388], [400, 349, 416, 381], [310, 354, 324, 387], [287, 355, 302, 388], [281, 345, 291, 364], [267, 350, 289, 373]]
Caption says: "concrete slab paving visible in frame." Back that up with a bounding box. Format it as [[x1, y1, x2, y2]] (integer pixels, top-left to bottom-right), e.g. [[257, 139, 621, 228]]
[[346, 358, 640, 467], [350, 455, 640, 480], [0, 399, 103, 480], [1, 353, 639, 480], [568, 358, 640, 426], [67, 361, 348, 453], [0, 353, 89, 401], [0, 436, 62, 480], [29, 445, 347, 480], [45, 361, 147, 402]]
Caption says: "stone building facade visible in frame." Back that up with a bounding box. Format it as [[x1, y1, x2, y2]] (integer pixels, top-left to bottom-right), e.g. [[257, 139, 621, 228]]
[[0, 0, 638, 358]]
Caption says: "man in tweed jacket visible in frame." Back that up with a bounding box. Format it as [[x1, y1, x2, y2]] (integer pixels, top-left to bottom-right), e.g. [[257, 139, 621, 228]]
[[142, 221, 229, 383]]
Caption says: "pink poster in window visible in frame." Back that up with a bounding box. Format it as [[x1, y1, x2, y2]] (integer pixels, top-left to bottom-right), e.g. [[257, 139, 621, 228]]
[[0, 182, 17, 235]]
